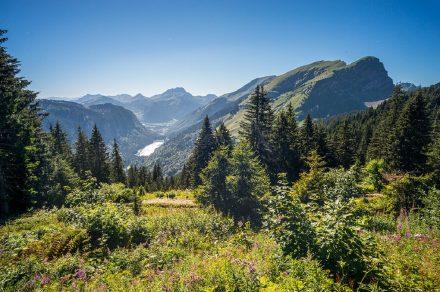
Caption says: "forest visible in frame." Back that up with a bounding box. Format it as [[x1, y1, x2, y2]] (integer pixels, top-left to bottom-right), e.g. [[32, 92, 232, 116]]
[[1, 28, 440, 291]]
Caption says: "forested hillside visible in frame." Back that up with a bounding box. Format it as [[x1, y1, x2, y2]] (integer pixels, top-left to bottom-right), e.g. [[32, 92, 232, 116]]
[[39, 99, 160, 162], [1, 28, 440, 291]]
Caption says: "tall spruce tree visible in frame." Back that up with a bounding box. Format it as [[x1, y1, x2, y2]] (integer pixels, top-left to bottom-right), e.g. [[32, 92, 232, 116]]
[[188, 115, 216, 187], [0, 30, 47, 214], [127, 165, 138, 188], [110, 139, 126, 184], [49, 121, 72, 159], [395, 92, 431, 172], [179, 163, 191, 189], [73, 127, 90, 179], [88, 124, 110, 183], [239, 85, 274, 173], [226, 141, 271, 223], [196, 146, 231, 213], [215, 122, 233, 150], [333, 120, 356, 168], [300, 114, 316, 158], [271, 104, 302, 181]]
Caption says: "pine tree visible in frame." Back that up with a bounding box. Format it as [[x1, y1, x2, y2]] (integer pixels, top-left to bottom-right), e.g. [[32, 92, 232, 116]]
[[395, 93, 430, 172], [333, 120, 355, 168], [152, 162, 163, 190], [0, 30, 47, 214], [226, 141, 271, 223], [300, 114, 316, 158], [127, 165, 138, 188], [271, 104, 302, 181], [179, 163, 191, 189], [215, 122, 233, 150], [88, 124, 110, 183], [196, 146, 231, 213], [239, 85, 274, 172], [73, 127, 90, 179], [49, 121, 72, 159], [110, 139, 126, 184], [188, 116, 217, 187]]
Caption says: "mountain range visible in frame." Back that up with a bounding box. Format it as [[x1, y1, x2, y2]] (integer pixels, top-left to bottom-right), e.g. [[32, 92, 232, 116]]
[[141, 56, 395, 174], [41, 56, 410, 174], [52, 88, 217, 124]]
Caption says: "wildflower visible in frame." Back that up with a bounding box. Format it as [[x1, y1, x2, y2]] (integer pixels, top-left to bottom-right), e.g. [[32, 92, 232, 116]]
[[248, 261, 257, 274], [41, 275, 51, 285], [76, 269, 87, 280]]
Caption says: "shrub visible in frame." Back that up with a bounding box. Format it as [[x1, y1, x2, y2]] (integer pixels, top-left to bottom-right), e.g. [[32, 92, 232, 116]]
[[385, 175, 430, 214], [421, 188, 440, 231], [361, 159, 385, 192], [313, 198, 381, 284], [322, 168, 363, 202], [57, 203, 150, 249], [263, 174, 315, 257]]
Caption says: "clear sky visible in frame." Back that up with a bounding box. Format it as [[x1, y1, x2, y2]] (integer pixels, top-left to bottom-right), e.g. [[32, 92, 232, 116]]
[[1, 0, 439, 98]]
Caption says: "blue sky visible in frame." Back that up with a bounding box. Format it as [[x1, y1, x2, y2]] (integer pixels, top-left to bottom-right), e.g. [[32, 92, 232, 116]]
[[1, 0, 439, 98]]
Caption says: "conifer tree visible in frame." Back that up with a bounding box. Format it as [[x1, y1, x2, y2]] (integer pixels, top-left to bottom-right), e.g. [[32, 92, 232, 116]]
[[0, 30, 47, 214], [300, 114, 316, 157], [239, 85, 274, 172], [188, 115, 216, 187], [49, 121, 72, 159], [73, 127, 90, 179], [127, 165, 138, 188], [226, 141, 271, 223], [110, 139, 126, 184], [366, 87, 406, 167], [215, 122, 233, 150], [333, 120, 355, 168], [395, 93, 430, 172], [179, 163, 191, 189], [88, 124, 110, 183], [271, 104, 302, 181], [196, 146, 231, 212]]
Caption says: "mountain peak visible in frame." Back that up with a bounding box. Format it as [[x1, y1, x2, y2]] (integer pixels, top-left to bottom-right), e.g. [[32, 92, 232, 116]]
[[163, 87, 189, 95]]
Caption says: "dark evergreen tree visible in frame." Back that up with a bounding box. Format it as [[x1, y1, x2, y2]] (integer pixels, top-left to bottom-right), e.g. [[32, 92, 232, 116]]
[[88, 124, 110, 183], [395, 93, 431, 172], [110, 139, 126, 184], [127, 165, 138, 188], [333, 120, 356, 168], [73, 127, 90, 179], [179, 163, 191, 189], [226, 141, 271, 223], [239, 85, 274, 173], [300, 114, 316, 158], [271, 104, 302, 181], [196, 146, 231, 213], [49, 121, 72, 158], [0, 30, 47, 214], [215, 122, 233, 150], [188, 116, 216, 187]]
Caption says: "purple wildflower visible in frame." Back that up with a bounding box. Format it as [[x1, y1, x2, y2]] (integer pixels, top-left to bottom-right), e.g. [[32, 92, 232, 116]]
[[76, 269, 87, 280]]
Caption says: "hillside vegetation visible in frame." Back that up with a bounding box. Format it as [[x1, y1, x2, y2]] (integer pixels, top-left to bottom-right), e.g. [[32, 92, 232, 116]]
[[1, 29, 439, 291]]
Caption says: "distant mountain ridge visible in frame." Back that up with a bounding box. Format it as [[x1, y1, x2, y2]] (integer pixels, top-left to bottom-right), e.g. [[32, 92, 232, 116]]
[[48, 88, 217, 124], [39, 99, 160, 162], [145, 56, 395, 174]]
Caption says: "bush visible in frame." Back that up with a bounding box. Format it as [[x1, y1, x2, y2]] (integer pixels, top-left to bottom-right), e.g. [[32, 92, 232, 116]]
[[385, 175, 430, 214], [313, 198, 381, 284], [361, 159, 385, 192], [264, 174, 315, 257], [57, 203, 150, 249], [421, 188, 440, 231]]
